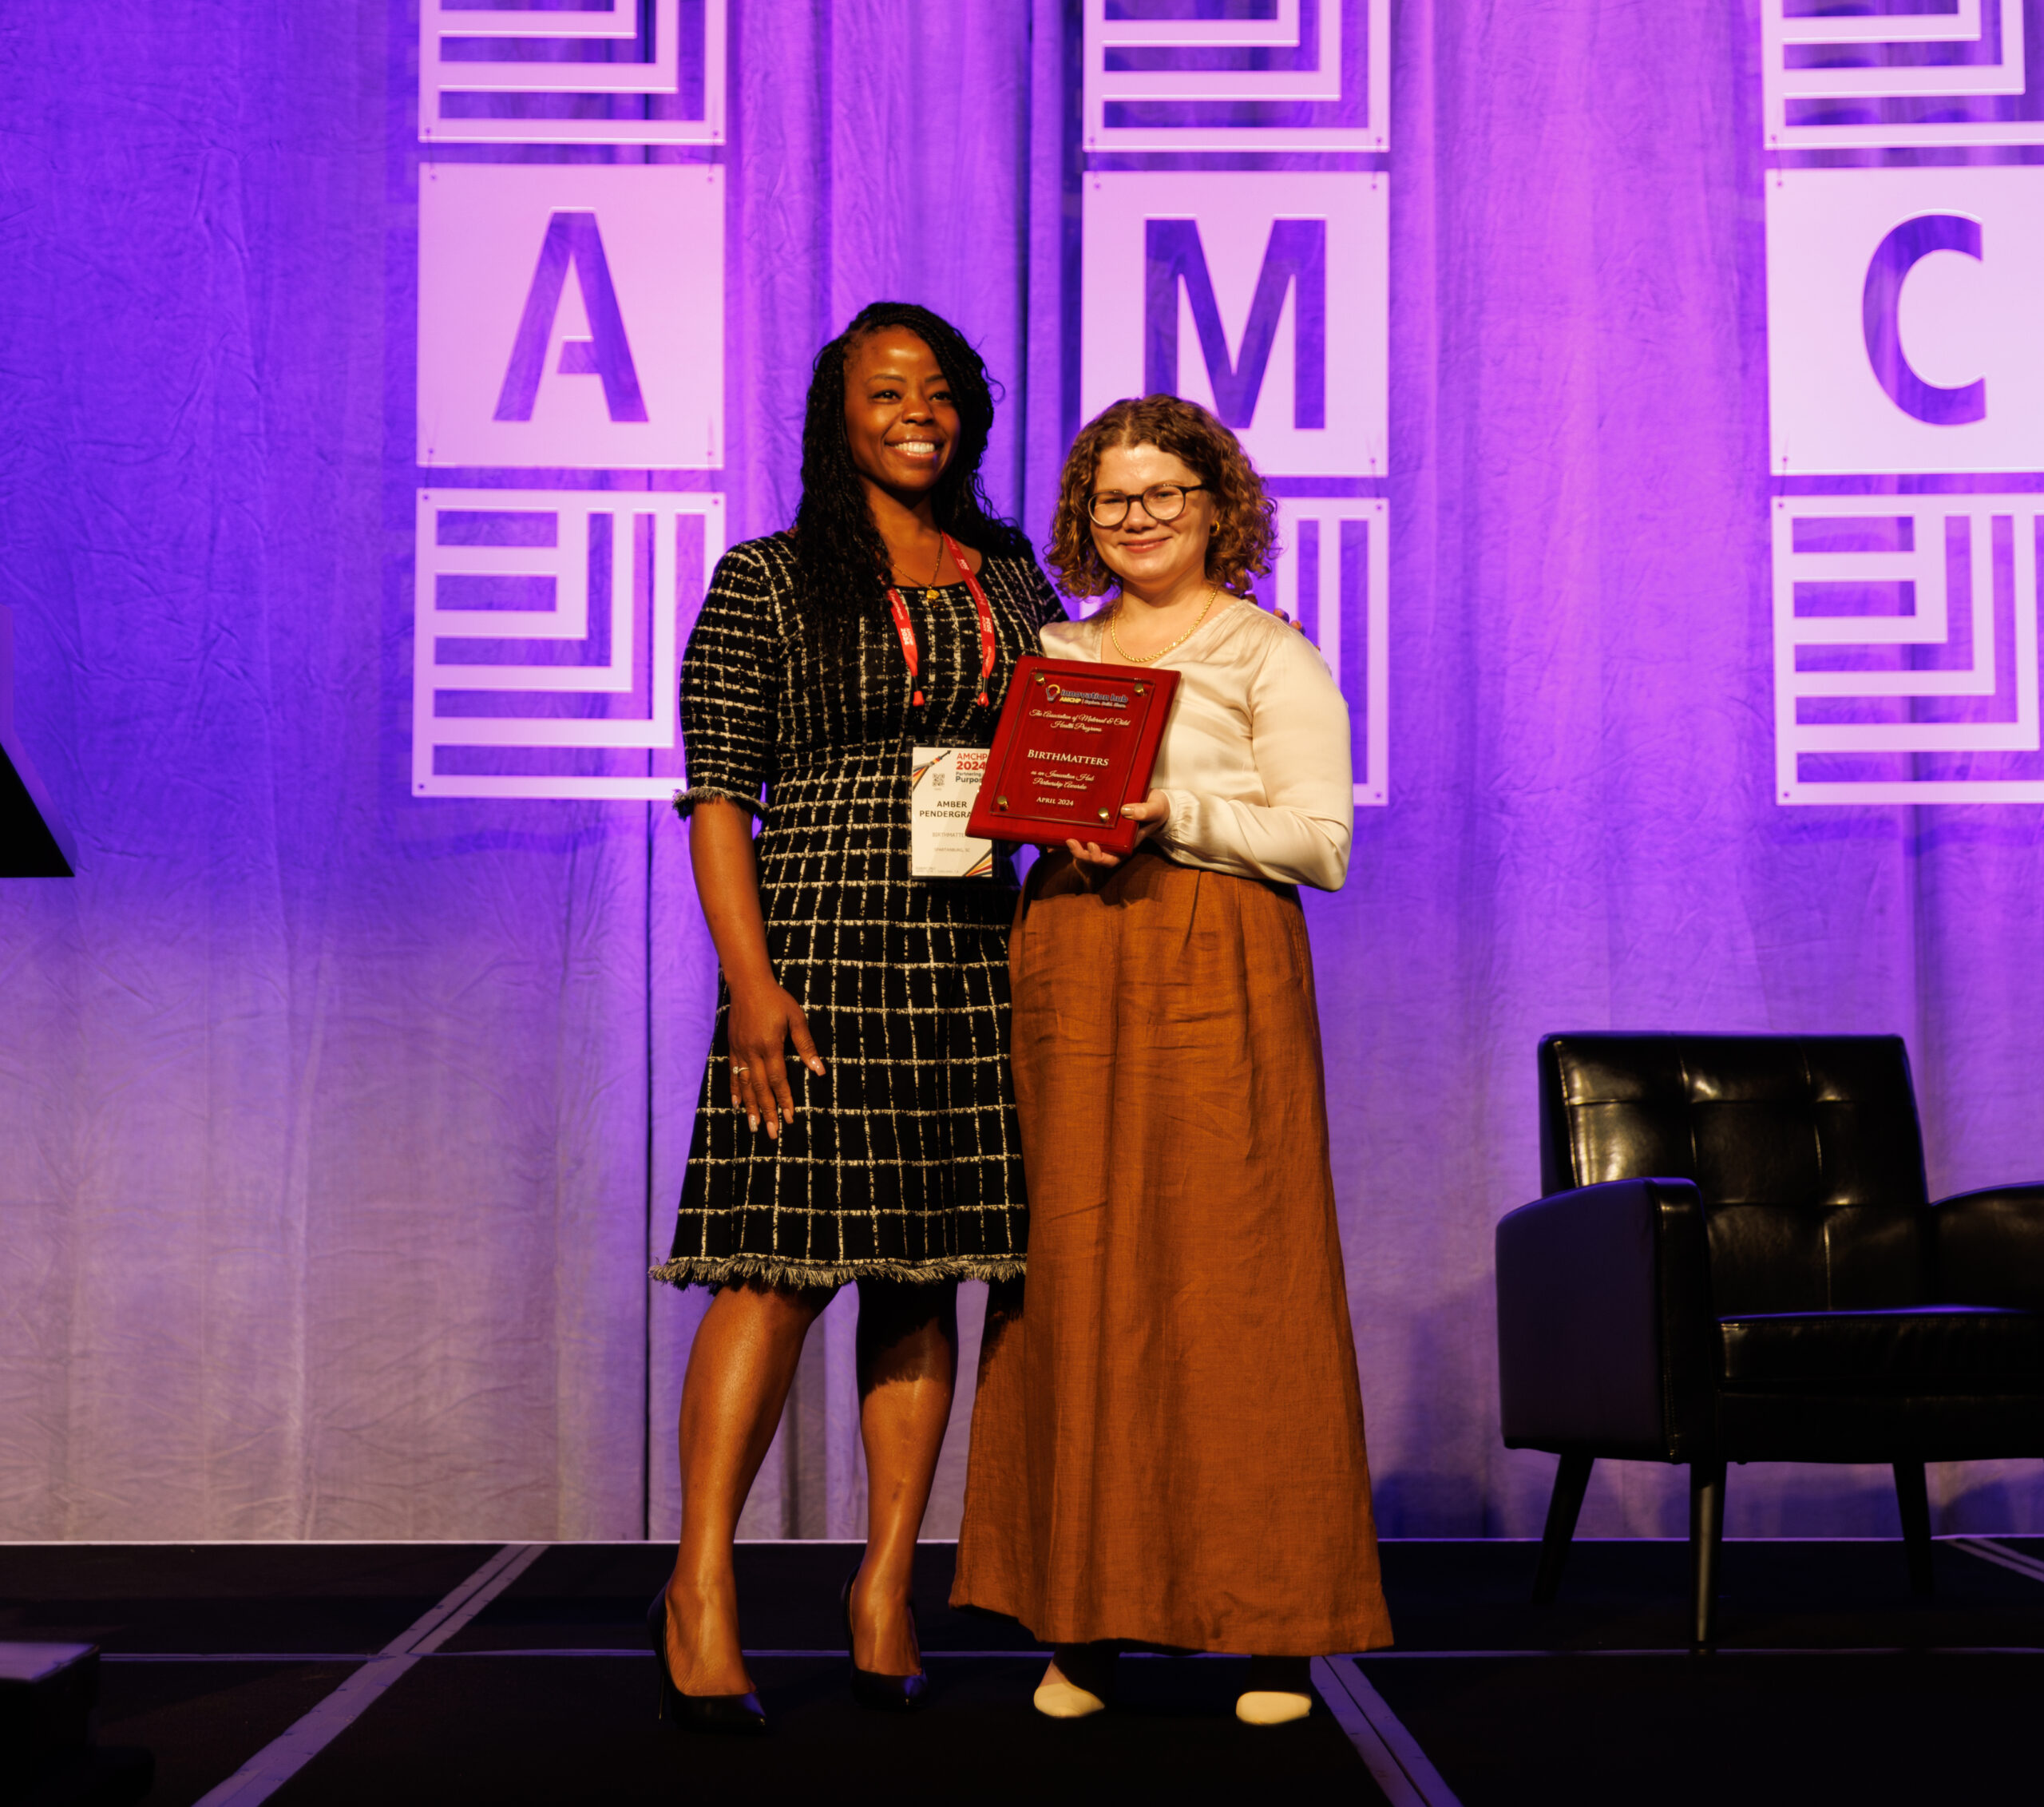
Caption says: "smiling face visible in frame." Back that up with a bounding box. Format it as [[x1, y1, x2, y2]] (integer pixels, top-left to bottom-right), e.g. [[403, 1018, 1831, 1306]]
[[842, 327, 960, 503], [1087, 442, 1216, 603]]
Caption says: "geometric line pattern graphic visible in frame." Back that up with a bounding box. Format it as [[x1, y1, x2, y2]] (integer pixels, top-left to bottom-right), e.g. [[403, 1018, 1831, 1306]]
[[1070, 498, 1388, 807], [1083, 0, 1388, 153], [1773, 493, 2044, 803], [414, 488, 724, 798], [1268, 497, 1388, 807], [1762, 0, 2044, 149], [421, 0, 726, 146]]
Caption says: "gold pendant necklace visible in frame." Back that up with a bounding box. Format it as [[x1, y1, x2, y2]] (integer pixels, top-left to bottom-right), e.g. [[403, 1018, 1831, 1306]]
[[1107, 585, 1219, 666], [894, 534, 949, 595]]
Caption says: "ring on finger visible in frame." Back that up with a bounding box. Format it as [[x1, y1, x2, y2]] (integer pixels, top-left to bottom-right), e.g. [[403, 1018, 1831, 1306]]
[[731, 1063, 749, 1076]]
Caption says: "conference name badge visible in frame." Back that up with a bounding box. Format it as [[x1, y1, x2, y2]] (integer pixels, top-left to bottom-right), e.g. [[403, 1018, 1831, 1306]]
[[910, 746, 995, 879]]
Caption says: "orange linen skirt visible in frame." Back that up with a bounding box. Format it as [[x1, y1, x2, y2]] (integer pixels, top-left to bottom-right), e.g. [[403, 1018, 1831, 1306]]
[[952, 849, 1392, 1656]]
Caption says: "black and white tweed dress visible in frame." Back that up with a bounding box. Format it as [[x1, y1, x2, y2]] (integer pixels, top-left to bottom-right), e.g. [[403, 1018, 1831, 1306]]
[[654, 531, 1066, 1290]]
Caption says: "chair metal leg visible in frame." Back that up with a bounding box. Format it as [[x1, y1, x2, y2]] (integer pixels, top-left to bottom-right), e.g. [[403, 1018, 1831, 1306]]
[[1894, 1460, 1934, 1596], [1532, 1452, 1594, 1604], [1689, 1460, 1727, 1649]]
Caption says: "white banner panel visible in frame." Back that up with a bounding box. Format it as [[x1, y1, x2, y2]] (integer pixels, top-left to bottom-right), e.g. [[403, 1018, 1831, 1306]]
[[1772, 493, 2044, 805], [418, 162, 724, 471], [1082, 0, 1389, 154], [1267, 495, 1389, 808], [414, 488, 724, 799], [1081, 170, 1386, 478], [419, 0, 727, 147], [1761, 0, 2044, 150], [1768, 165, 2044, 477]]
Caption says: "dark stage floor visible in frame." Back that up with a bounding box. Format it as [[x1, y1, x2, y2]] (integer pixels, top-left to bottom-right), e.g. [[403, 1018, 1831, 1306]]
[[4, 1535, 2042, 1805]]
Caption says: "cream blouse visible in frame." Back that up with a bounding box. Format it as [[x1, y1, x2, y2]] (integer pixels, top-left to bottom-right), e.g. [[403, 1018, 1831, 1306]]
[[1040, 599, 1353, 891]]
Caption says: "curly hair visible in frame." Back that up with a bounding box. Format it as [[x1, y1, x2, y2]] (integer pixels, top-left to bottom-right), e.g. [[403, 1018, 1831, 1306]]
[[790, 302, 1028, 661], [1045, 394, 1277, 601]]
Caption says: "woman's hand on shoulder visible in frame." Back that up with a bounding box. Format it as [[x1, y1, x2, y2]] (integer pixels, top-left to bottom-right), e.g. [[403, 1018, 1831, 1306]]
[[1064, 789, 1169, 870], [726, 977, 825, 1139]]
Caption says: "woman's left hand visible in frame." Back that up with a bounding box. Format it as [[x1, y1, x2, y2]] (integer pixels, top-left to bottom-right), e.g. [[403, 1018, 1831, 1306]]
[[1065, 789, 1169, 870]]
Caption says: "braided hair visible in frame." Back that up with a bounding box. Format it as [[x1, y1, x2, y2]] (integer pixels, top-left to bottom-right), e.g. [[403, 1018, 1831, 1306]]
[[791, 302, 1028, 661]]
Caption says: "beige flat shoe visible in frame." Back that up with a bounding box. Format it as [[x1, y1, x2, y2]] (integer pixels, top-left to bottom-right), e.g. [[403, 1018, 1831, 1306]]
[[1033, 1659, 1108, 1719], [1236, 1689, 1313, 1726]]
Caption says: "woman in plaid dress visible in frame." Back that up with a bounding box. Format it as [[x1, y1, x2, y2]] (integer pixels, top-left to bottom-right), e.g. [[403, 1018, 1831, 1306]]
[[648, 303, 1064, 1731]]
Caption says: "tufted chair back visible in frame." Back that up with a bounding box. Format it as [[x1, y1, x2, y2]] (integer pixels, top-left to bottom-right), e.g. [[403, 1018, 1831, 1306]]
[[1538, 1033, 1932, 1318]]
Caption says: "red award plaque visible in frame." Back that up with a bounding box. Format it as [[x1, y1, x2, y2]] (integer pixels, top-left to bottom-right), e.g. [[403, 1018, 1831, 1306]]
[[965, 656, 1181, 857]]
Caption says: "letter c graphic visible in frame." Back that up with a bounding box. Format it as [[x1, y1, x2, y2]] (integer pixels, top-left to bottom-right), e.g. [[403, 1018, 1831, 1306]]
[[1862, 215, 1986, 426]]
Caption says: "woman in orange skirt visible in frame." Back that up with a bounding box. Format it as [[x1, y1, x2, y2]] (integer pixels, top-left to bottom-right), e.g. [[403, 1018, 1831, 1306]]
[[953, 395, 1392, 1726]]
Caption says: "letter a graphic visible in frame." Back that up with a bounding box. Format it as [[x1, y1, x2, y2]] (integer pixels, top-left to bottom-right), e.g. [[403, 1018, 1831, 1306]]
[[1145, 219, 1325, 430], [494, 212, 649, 422]]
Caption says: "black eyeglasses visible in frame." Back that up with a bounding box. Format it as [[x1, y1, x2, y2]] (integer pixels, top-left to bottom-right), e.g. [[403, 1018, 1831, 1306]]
[[1085, 483, 1210, 529]]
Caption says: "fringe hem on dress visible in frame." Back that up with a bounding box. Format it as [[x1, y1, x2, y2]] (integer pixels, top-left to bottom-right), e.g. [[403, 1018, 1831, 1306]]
[[670, 784, 764, 820], [650, 1253, 1027, 1290]]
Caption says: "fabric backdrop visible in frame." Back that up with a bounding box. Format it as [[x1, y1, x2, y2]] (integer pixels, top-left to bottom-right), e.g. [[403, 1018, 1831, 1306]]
[[4, 0, 2042, 1544]]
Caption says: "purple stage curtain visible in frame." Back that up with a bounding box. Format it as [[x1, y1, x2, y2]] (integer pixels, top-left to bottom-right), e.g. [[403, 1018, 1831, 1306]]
[[2, 1, 2042, 1545]]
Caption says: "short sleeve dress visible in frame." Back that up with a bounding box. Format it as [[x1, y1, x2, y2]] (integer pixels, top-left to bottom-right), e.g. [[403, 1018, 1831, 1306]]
[[652, 532, 1067, 1291]]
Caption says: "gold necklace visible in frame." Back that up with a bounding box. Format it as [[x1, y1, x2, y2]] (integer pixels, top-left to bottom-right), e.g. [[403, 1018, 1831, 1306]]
[[893, 534, 948, 593], [1107, 585, 1219, 665]]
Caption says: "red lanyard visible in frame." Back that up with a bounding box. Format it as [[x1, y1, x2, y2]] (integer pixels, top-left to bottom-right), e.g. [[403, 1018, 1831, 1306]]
[[886, 533, 996, 711]]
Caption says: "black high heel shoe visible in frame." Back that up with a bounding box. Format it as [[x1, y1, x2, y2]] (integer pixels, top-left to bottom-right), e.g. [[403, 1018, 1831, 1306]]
[[645, 1589, 767, 1735], [840, 1567, 930, 1711]]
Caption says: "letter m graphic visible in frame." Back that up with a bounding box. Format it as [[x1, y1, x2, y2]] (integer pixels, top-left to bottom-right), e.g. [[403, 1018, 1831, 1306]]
[[1145, 219, 1325, 430]]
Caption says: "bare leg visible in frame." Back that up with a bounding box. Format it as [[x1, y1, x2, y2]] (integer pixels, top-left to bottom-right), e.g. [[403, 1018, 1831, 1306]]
[[665, 1283, 830, 1695], [846, 1279, 958, 1677]]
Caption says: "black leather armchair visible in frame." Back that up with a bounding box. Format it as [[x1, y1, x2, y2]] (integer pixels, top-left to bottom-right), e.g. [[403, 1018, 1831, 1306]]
[[1495, 1032, 2044, 1643]]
